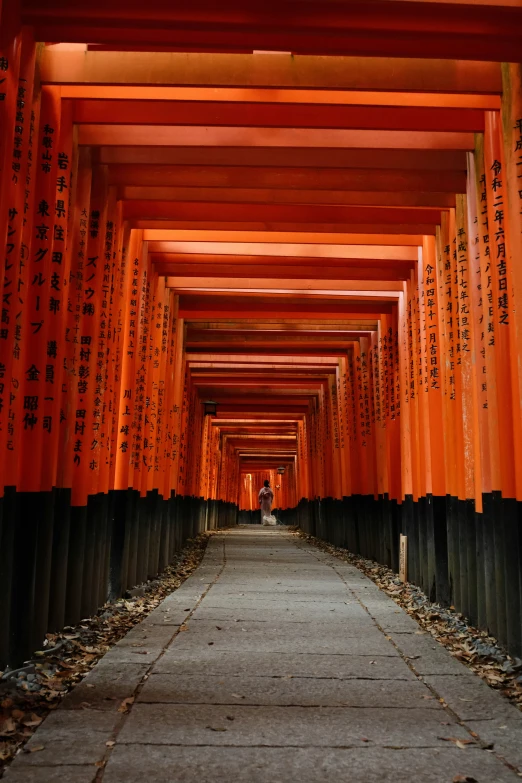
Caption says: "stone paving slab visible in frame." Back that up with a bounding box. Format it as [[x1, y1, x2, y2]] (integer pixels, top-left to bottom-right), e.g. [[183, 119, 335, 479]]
[[175, 617, 386, 644], [189, 603, 368, 623], [466, 718, 522, 769], [423, 674, 522, 722], [7, 527, 522, 783], [167, 625, 397, 656], [95, 645, 162, 666], [369, 613, 422, 634], [10, 710, 118, 767], [101, 745, 521, 783], [153, 650, 418, 679], [388, 633, 474, 676], [60, 662, 149, 711], [195, 594, 364, 607], [118, 703, 471, 748], [4, 767, 98, 782], [207, 583, 348, 596], [114, 623, 180, 649], [137, 672, 440, 708]]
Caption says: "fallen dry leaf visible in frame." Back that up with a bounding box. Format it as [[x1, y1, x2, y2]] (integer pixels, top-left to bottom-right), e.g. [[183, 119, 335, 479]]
[[26, 744, 45, 753], [0, 719, 16, 736], [456, 740, 474, 750], [117, 697, 135, 714], [438, 737, 475, 746], [21, 715, 43, 728]]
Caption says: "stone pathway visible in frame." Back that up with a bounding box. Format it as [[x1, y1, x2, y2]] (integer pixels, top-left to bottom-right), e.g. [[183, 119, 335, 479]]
[[5, 527, 522, 782]]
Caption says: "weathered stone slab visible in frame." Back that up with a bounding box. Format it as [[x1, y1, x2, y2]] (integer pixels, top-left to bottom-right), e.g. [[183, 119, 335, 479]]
[[9, 711, 117, 767], [466, 718, 522, 770], [117, 703, 471, 748], [388, 633, 473, 676], [423, 674, 522, 722], [115, 623, 180, 649], [168, 622, 397, 656], [189, 603, 370, 623], [153, 649, 416, 679], [102, 745, 520, 783], [61, 662, 149, 711], [4, 766, 98, 782], [137, 672, 440, 708]]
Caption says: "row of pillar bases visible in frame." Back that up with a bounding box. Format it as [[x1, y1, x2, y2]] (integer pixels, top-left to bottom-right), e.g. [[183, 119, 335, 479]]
[[2, 486, 521, 667], [0, 490, 238, 670]]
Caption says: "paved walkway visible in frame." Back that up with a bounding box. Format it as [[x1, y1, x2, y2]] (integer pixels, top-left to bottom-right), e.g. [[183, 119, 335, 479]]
[[6, 527, 522, 782]]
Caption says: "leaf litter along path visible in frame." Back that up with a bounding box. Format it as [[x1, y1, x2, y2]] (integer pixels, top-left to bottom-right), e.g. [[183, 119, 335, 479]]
[[0, 531, 213, 777], [295, 529, 522, 712], [4, 525, 522, 783]]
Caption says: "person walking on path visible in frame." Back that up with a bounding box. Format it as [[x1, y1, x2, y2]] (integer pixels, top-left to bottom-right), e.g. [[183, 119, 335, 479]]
[[258, 479, 274, 524]]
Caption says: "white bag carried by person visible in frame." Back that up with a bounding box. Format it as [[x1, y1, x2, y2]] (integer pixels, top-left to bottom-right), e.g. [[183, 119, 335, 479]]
[[262, 514, 277, 526]]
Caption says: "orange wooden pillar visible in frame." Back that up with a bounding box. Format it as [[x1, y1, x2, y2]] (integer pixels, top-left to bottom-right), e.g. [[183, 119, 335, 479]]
[[0, 7, 23, 445], [130, 239, 151, 498], [483, 110, 520, 652], [327, 372, 342, 502], [455, 194, 480, 621], [0, 29, 36, 489], [422, 235, 447, 601], [398, 282, 414, 548], [114, 229, 143, 493], [337, 356, 352, 500], [18, 85, 61, 495], [466, 149, 492, 630], [501, 65, 522, 499]]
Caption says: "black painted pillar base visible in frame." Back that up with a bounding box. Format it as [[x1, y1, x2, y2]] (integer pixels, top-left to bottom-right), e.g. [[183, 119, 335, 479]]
[[9, 491, 55, 661], [48, 487, 71, 632], [0, 487, 16, 667]]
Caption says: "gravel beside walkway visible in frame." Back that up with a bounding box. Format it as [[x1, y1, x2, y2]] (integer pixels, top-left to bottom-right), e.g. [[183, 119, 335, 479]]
[[5, 526, 522, 782]]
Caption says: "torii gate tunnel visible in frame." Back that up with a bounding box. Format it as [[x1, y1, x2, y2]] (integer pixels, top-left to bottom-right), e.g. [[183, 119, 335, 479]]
[[1, 0, 522, 668]]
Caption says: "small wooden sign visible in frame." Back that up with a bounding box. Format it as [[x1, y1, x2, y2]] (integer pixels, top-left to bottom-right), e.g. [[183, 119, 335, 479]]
[[399, 534, 408, 583]]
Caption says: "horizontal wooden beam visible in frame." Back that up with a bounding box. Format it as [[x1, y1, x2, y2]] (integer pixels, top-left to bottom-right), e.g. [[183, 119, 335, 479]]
[[124, 201, 442, 225], [27, 3, 522, 61], [97, 146, 468, 170], [40, 51, 502, 92], [110, 166, 465, 192], [120, 187, 457, 208], [186, 321, 377, 330], [135, 220, 436, 234], [187, 331, 373, 342], [166, 276, 404, 292], [62, 86, 502, 109], [156, 264, 411, 281], [142, 230, 423, 245], [80, 125, 475, 149], [178, 295, 394, 317], [72, 99, 485, 132], [148, 243, 418, 260]]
